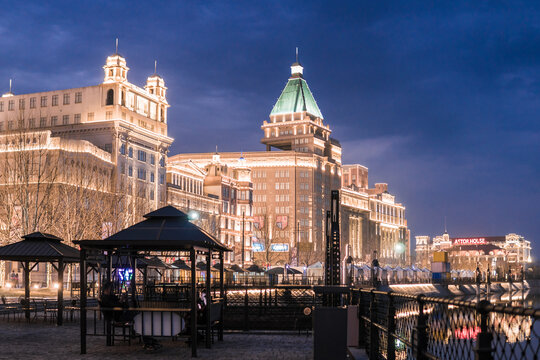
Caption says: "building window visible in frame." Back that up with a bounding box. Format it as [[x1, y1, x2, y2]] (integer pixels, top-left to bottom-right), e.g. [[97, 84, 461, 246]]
[[63, 93, 70, 105], [29, 97, 36, 109], [150, 190, 154, 200], [8, 121, 13, 130], [19, 99, 25, 110], [159, 174, 164, 185], [74, 113, 81, 124], [40, 117, 47, 127], [8, 100, 14, 111], [75, 92, 82, 103], [160, 156, 165, 167], [104, 143, 112, 153], [150, 154, 155, 165], [120, 144, 126, 155], [40, 96, 47, 107], [18, 119, 24, 128], [0, 102, 3, 112], [62, 115, 69, 125], [106, 89, 114, 105], [0, 122, 3, 131], [137, 150, 147, 162], [87, 112, 94, 121], [128, 166, 133, 177], [128, 147, 133, 158], [105, 111, 112, 120], [51, 116, 58, 126], [52, 95, 58, 106], [28, 118, 35, 128], [137, 168, 146, 180], [150, 173, 155, 183]]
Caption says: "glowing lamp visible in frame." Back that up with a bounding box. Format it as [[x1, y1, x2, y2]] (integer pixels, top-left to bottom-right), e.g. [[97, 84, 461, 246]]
[[33, 284, 39, 289], [188, 210, 200, 221], [5, 283, 11, 288], [53, 283, 60, 289], [394, 242, 406, 255]]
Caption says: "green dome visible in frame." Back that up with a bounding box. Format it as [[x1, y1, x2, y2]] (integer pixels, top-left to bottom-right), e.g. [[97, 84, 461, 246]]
[[270, 77, 323, 119]]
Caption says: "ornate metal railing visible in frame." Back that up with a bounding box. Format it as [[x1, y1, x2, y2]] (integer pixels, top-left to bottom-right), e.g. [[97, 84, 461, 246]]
[[353, 289, 540, 360]]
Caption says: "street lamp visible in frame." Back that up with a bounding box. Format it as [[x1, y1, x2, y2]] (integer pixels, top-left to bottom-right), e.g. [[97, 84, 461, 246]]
[[188, 210, 200, 221]]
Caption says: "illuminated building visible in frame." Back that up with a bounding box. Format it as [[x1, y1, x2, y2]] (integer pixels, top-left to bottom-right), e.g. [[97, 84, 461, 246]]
[[168, 61, 410, 266], [0, 53, 173, 285], [0, 53, 173, 226], [341, 165, 409, 265], [166, 154, 254, 264], [415, 233, 532, 274]]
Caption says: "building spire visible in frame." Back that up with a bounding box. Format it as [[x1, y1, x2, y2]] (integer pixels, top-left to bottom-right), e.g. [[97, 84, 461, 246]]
[[154, 60, 157, 75], [115, 38, 119, 54], [9, 78, 12, 93], [444, 216, 448, 234], [296, 47, 299, 63]]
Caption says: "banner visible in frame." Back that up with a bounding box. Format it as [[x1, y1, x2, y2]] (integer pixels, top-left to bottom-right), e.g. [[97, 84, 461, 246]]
[[276, 215, 288, 229], [252, 242, 265, 252], [253, 216, 265, 230], [270, 243, 289, 252]]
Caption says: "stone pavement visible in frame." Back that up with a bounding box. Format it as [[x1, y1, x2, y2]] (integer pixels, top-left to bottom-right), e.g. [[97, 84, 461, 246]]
[[0, 322, 313, 359]]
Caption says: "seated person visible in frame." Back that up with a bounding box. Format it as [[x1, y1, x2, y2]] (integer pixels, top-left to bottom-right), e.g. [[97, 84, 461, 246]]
[[99, 281, 122, 322]]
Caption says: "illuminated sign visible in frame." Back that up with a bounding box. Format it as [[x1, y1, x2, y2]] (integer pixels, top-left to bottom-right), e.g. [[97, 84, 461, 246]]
[[453, 238, 486, 246], [270, 243, 289, 252], [252, 242, 265, 252]]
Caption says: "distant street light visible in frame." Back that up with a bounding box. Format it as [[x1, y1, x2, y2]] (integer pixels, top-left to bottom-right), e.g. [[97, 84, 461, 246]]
[[394, 242, 406, 255], [188, 210, 200, 221]]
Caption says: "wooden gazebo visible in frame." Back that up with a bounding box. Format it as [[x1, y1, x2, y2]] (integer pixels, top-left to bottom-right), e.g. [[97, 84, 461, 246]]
[[0, 232, 80, 325], [75, 205, 229, 357]]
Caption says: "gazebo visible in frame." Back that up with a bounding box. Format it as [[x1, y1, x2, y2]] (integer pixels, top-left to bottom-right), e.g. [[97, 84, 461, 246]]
[[0, 232, 80, 325], [75, 206, 229, 357]]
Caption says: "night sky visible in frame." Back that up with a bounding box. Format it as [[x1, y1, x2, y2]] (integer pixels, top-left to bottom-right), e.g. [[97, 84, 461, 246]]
[[1, 1, 539, 256]]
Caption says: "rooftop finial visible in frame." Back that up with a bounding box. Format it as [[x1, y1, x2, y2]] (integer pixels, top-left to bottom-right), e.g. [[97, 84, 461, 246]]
[[215, 145, 218, 154], [154, 60, 157, 75], [9, 78, 12, 93], [444, 216, 448, 234], [296, 47, 298, 63], [115, 38, 118, 54]]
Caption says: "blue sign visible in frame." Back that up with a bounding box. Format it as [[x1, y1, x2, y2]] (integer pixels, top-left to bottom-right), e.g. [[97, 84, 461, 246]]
[[252, 242, 265, 252], [270, 243, 289, 252]]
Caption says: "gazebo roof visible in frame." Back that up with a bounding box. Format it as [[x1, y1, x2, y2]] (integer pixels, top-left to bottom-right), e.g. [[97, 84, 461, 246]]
[[0, 232, 80, 262], [75, 206, 230, 252]]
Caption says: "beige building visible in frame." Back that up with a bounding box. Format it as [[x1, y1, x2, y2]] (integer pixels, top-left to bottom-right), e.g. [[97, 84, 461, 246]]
[[341, 165, 409, 266], [166, 154, 254, 265], [0, 53, 173, 285], [0, 53, 173, 228], [415, 233, 532, 275], [168, 61, 410, 267]]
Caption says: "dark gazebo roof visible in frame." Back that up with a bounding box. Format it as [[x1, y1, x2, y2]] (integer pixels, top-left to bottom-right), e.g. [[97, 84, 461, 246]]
[[75, 206, 229, 252], [246, 264, 265, 273], [0, 232, 80, 262], [265, 266, 302, 275], [229, 264, 245, 273], [172, 258, 191, 271]]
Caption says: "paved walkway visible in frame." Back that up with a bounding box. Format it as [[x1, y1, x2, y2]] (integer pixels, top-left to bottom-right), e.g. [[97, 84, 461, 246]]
[[0, 322, 313, 359]]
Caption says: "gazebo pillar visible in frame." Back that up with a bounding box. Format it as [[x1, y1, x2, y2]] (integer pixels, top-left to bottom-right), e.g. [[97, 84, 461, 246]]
[[206, 249, 212, 348], [219, 251, 224, 341], [57, 259, 64, 326], [80, 248, 87, 354], [23, 261, 30, 320], [190, 248, 197, 357]]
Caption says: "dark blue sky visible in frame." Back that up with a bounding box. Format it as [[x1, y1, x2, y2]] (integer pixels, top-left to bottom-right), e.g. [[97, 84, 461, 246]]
[[1, 1, 539, 256]]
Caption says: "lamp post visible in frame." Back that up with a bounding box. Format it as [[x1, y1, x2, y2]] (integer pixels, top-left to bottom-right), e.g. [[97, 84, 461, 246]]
[[296, 220, 300, 267], [241, 211, 245, 267]]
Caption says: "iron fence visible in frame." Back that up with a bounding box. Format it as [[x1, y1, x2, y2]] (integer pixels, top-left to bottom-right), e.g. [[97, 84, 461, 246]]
[[223, 285, 319, 331], [353, 289, 540, 360]]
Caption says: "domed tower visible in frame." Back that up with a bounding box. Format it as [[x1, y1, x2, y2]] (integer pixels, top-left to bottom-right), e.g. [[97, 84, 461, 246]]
[[261, 58, 340, 164], [103, 51, 129, 84], [145, 61, 169, 123]]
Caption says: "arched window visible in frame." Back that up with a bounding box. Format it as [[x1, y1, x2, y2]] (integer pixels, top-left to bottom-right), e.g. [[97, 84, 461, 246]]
[[106, 89, 114, 106]]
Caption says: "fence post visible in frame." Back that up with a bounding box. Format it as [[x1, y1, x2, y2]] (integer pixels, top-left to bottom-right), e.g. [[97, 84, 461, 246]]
[[358, 290, 365, 349], [475, 300, 493, 360], [413, 294, 427, 360], [244, 286, 249, 331], [387, 294, 396, 360], [369, 290, 379, 359]]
